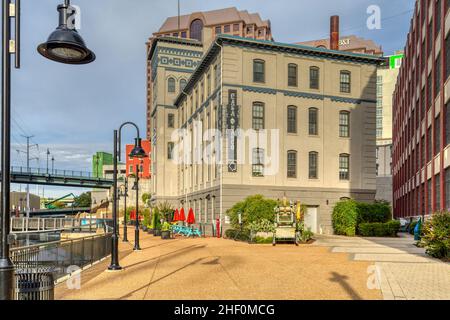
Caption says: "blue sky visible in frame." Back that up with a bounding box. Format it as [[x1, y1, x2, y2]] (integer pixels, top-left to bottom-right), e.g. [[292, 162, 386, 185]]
[[4, 0, 415, 197]]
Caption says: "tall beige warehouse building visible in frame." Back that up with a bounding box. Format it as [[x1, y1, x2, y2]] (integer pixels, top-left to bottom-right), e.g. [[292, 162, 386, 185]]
[[147, 10, 385, 235]]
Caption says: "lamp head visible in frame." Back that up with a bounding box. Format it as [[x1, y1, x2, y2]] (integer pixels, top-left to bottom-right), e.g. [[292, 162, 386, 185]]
[[129, 138, 148, 159], [38, 3, 95, 65]]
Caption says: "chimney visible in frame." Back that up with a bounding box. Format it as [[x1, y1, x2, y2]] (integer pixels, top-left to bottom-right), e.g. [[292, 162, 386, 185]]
[[330, 15, 340, 51]]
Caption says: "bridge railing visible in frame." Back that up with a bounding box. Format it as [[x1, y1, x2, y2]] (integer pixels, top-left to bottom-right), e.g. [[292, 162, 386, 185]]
[[10, 166, 107, 179], [10, 217, 82, 233], [10, 233, 112, 281]]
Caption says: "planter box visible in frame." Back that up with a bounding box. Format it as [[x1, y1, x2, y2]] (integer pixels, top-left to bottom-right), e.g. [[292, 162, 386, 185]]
[[142, 226, 148, 232], [154, 229, 161, 237], [147, 229, 154, 235], [161, 231, 171, 240]]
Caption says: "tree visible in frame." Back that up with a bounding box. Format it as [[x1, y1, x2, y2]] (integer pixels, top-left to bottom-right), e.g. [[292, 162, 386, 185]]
[[74, 192, 92, 207]]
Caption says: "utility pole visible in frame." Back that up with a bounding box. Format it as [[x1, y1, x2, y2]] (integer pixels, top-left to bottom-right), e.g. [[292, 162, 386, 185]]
[[51, 156, 55, 174], [46, 148, 50, 174], [17, 135, 38, 218]]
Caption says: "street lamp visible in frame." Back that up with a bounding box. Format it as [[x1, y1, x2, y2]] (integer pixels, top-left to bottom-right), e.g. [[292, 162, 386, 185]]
[[119, 177, 129, 242], [46, 149, 50, 174], [1, 0, 96, 300], [132, 164, 141, 251], [108, 123, 147, 271]]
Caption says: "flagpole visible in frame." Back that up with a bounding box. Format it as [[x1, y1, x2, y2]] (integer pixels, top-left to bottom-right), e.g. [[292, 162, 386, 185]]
[[177, 0, 180, 31]]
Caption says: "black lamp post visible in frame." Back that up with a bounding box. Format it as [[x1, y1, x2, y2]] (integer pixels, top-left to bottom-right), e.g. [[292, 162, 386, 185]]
[[108, 123, 147, 271], [121, 177, 129, 242], [133, 164, 141, 251], [0, 0, 95, 300]]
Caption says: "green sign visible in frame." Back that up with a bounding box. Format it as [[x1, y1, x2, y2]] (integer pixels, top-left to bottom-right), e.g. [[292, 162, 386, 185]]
[[389, 54, 404, 69]]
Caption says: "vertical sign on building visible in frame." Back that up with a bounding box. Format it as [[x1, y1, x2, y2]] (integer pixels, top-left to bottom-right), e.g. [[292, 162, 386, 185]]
[[227, 90, 239, 172]]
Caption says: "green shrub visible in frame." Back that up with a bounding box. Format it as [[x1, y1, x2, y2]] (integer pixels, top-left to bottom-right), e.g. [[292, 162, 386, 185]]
[[357, 201, 391, 224], [421, 212, 450, 260], [332, 199, 392, 236], [151, 207, 162, 230], [332, 199, 359, 236], [300, 229, 314, 243], [248, 219, 275, 233], [255, 236, 273, 244], [358, 220, 400, 237], [225, 229, 251, 242], [226, 195, 277, 230]]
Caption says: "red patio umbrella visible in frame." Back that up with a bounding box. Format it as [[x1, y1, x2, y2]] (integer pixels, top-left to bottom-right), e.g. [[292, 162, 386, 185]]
[[187, 208, 195, 225], [179, 208, 186, 222], [173, 209, 180, 222]]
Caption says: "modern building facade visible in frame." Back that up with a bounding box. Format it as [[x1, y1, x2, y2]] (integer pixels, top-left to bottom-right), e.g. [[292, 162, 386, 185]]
[[375, 53, 404, 203], [149, 30, 384, 234], [92, 152, 113, 178], [393, 0, 450, 219], [126, 140, 151, 178], [10, 192, 40, 214]]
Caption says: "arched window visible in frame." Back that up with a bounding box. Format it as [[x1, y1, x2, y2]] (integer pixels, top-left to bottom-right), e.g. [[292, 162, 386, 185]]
[[287, 106, 297, 133], [252, 102, 265, 130], [339, 111, 350, 137], [253, 59, 265, 83], [168, 77, 176, 93], [309, 152, 318, 179], [310, 66, 320, 89], [339, 154, 350, 180], [180, 79, 187, 91], [190, 19, 204, 42], [288, 63, 298, 87], [287, 150, 297, 178], [309, 108, 318, 135], [340, 70, 351, 93]]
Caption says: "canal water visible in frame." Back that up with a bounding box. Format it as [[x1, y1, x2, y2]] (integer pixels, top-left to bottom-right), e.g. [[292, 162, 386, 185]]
[[12, 232, 61, 248]]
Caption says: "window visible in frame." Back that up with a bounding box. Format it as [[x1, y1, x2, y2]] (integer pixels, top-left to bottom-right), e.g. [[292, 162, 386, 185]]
[[129, 166, 133, 173], [309, 108, 318, 135], [252, 148, 264, 177], [340, 71, 351, 93], [168, 113, 175, 128], [339, 111, 350, 137], [435, 116, 441, 156], [446, 35, 450, 80], [215, 26, 221, 35], [428, 179, 432, 214], [428, 20, 433, 57], [309, 67, 319, 89], [436, 174, 441, 210], [181, 31, 187, 38], [287, 151, 297, 178], [233, 24, 240, 32], [427, 74, 432, 109], [168, 77, 176, 93], [436, 53, 441, 97], [190, 19, 204, 42], [427, 127, 432, 161], [287, 106, 297, 133], [339, 154, 350, 180], [180, 79, 187, 91], [167, 142, 174, 160], [172, 32, 179, 37], [446, 168, 450, 209], [224, 25, 231, 33], [446, 102, 450, 146], [252, 102, 265, 130], [253, 60, 265, 83], [436, 0, 442, 38], [288, 64, 298, 87], [309, 152, 318, 179]]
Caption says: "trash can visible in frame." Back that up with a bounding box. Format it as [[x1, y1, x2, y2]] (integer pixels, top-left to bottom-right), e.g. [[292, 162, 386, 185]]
[[15, 268, 55, 300]]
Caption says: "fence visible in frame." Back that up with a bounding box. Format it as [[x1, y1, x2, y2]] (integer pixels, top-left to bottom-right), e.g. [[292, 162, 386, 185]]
[[11, 166, 98, 179], [11, 233, 112, 281]]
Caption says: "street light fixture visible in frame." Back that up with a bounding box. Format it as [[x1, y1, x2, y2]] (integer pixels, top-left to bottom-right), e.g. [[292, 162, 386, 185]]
[[119, 178, 129, 242], [37, 0, 95, 65], [108, 122, 147, 271], [1, 0, 96, 300]]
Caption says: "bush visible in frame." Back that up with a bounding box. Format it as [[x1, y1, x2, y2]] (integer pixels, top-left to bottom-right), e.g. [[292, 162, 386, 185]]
[[358, 220, 400, 237], [226, 195, 277, 230], [332, 199, 359, 236], [255, 236, 273, 244], [151, 207, 162, 230], [332, 199, 392, 236], [357, 201, 391, 224], [421, 212, 450, 260], [300, 229, 314, 243], [248, 219, 275, 233], [225, 229, 251, 242]]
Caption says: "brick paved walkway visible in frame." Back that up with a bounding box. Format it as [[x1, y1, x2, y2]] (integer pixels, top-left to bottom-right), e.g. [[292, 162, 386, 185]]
[[55, 231, 381, 300], [314, 234, 450, 300]]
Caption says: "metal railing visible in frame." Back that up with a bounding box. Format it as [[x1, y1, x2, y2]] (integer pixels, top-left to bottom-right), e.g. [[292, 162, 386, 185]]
[[10, 217, 82, 234], [11, 166, 100, 179], [11, 233, 112, 281]]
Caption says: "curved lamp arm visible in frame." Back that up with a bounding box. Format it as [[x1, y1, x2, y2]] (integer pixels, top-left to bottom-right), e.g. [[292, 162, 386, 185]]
[[118, 121, 141, 162]]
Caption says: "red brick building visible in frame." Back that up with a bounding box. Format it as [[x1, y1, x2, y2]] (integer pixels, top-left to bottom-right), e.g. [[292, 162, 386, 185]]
[[126, 140, 151, 178], [393, 0, 450, 219]]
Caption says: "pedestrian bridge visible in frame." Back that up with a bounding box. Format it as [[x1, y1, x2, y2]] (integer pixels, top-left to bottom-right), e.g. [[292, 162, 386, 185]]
[[2, 166, 113, 189]]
